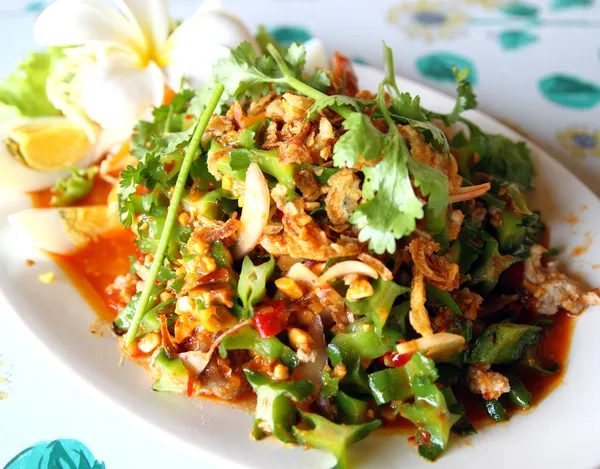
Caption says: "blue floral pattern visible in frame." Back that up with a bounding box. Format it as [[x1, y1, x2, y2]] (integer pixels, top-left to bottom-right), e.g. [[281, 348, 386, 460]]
[[5, 439, 105, 469]]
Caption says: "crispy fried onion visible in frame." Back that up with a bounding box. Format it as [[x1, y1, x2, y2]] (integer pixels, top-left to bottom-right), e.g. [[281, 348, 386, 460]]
[[358, 253, 393, 280], [261, 193, 362, 261], [448, 183, 491, 203], [195, 215, 240, 244], [159, 314, 179, 358], [325, 168, 361, 226], [448, 209, 464, 241], [409, 237, 459, 291], [319, 261, 378, 285], [452, 288, 483, 320], [396, 332, 466, 361], [409, 270, 433, 337], [178, 319, 252, 377]]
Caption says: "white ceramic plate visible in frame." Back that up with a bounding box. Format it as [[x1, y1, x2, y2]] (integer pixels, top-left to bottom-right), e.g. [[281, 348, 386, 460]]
[[1, 65, 599, 469]]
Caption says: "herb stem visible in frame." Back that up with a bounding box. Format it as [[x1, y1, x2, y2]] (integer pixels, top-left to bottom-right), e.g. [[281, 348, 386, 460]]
[[164, 106, 173, 134], [382, 42, 402, 102], [377, 82, 399, 135], [124, 83, 225, 345], [266, 43, 353, 119]]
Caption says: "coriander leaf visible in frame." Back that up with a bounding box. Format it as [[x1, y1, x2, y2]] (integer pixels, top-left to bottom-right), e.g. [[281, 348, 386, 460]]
[[0, 48, 64, 120], [307, 95, 369, 120], [473, 133, 535, 190], [350, 133, 424, 254], [213, 41, 279, 99], [284, 42, 306, 77], [118, 154, 162, 227], [389, 107, 449, 153], [304, 69, 331, 92], [332, 112, 386, 167], [131, 88, 195, 158], [446, 66, 477, 124], [160, 125, 196, 154], [50, 165, 98, 207], [390, 92, 427, 120], [407, 158, 449, 217], [381, 43, 449, 153]]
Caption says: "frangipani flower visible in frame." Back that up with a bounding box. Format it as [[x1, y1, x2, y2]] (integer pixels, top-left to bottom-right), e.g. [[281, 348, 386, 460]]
[[34, 0, 259, 132]]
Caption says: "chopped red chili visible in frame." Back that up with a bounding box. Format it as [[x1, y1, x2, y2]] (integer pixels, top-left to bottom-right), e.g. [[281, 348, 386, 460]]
[[253, 300, 287, 338]]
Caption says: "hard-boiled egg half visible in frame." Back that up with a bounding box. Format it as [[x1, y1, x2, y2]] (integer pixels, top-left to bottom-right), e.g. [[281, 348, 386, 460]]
[[8, 204, 121, 254], [0, 116, 126, 192]]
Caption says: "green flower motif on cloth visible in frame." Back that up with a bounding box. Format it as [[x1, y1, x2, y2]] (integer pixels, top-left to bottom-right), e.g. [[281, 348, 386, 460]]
[[351, 56, 370, 65], [5, 439, 105, 469], [498, 30, 538, 50], [25, 2, 46, 13], [557, 128, 600, 157], [268, 26, 313, 46], [539, 74, 600, 109], [551, 0, 595, 9], [416, 52, 477, 84], [499, 2, 539, 17], [387, 1, 468, 41]]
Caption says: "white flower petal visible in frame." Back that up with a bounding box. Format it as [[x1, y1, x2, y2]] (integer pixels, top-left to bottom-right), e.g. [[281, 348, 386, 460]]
[[168, 7, 259, 52], [164, 7, 258, 88], [81, 52, 164, 132], [303, 38, 329, 72], [165, 44, 231, 90], [115, 0, 170, 60], [34, 0, 142, 54]]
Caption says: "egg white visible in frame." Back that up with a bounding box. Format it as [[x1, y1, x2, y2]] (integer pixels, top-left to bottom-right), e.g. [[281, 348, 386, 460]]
[[8, 205, 121, 254]]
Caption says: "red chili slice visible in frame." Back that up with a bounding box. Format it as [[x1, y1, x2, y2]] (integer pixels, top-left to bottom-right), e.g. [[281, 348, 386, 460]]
[[252, 300, 287, 338]]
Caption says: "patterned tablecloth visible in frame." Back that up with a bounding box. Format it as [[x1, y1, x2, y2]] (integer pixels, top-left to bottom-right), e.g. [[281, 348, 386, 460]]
[[1, 0, 599, 467]]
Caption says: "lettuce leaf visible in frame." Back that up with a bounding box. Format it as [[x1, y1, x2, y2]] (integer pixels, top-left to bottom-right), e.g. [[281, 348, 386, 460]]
[[0, 48, 64, 120]]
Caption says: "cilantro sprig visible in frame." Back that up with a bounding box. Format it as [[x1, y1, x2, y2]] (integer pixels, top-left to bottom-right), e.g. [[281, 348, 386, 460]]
[[124, 84, 225, 345], [348, 83, 425, 254]]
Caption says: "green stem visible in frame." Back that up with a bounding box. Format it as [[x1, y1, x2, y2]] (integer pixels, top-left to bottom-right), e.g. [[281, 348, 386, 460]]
[[124, 83, 225, 345], [382, 42, 402, 101], [164, 106, 173, 134], [266, 43, 353, 119], [377, 81, 399, 136]]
